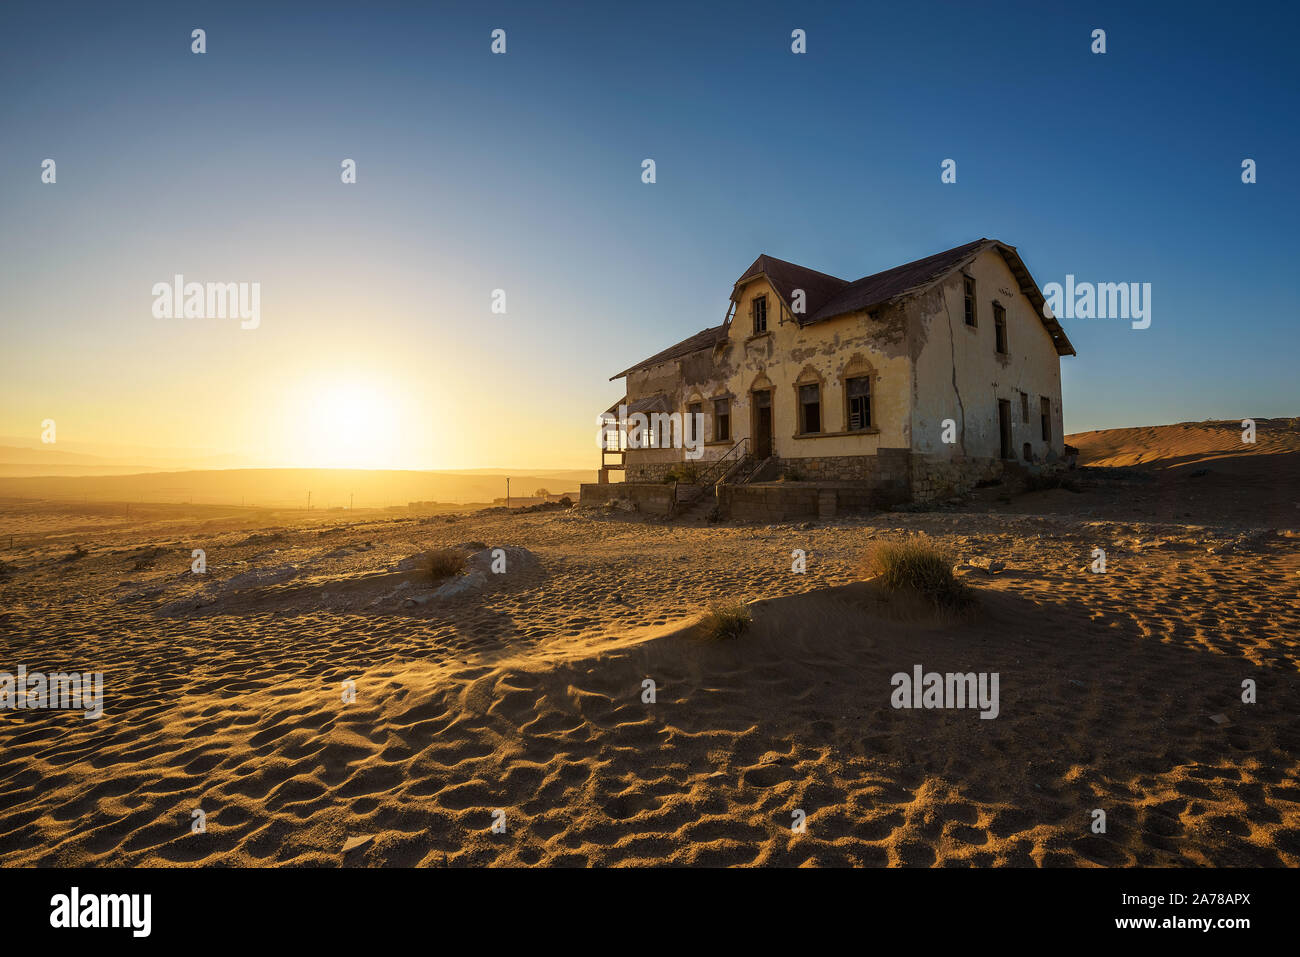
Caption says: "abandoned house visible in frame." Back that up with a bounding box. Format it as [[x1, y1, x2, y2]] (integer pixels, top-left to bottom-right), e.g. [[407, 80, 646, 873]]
[[583, 238, 1076, 520]]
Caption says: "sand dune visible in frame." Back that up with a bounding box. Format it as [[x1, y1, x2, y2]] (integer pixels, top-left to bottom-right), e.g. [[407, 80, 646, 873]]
[[1069, 417, 1299, 470], [0, 420, 1296, 866]]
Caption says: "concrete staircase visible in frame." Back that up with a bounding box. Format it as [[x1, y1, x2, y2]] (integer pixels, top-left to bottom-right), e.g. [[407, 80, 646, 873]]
[[667, 440, 775, 519]]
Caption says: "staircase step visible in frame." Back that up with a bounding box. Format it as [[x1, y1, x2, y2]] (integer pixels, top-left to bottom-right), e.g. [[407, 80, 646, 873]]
[[817, 490, 837, 520]]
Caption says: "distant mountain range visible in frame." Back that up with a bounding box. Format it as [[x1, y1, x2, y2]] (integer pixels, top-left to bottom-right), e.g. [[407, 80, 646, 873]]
[[0, 465, 593, 508]]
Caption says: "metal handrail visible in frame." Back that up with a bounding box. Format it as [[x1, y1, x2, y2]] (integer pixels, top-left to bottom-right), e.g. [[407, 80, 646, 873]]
[[696, 437, 750, 489]]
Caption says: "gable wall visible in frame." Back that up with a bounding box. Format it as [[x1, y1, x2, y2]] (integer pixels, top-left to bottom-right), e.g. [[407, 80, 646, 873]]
[[910, 248, 1065, 462], [720, 277, 913, 464]]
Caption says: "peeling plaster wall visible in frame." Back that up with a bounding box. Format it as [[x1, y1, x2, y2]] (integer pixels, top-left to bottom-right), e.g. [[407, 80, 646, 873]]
[[614, 249, 1067, 495], [910, 249, 1066, 463], [622, 350, 732, 480], [721, 278, 912, 461]]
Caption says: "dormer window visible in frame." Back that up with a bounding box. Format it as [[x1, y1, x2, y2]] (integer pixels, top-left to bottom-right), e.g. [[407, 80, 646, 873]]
[[752, 295, 768, 335]]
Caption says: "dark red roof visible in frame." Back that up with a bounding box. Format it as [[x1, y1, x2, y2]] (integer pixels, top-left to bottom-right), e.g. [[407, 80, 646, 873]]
[[610, 324, 727, 380], [736, 238, 1074, 355], [610, 239, 1074, 380], [807, 238, 989, 323], [734, 254, 849, 323]]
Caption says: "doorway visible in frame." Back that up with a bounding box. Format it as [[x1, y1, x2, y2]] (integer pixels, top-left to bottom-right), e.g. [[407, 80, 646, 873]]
[[998, 399, 1013, 460], [752, 390, 773, 459]]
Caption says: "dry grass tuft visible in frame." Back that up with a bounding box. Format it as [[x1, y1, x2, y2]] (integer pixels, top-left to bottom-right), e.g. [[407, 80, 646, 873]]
[[419, 548, 466, 584], [699, 602, 752, 640], [859, 535, 974, 612]]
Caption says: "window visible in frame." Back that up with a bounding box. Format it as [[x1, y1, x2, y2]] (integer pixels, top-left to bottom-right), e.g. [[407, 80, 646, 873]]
[[752, 295, 768, 335], [846, 376, 871, 431], [713, 397, 731, 442], [1019, 391, 1029, 423], [798, 383, 821, 434], [1040, 397, 1052, 442], [963, 275, 976, 326], [993, 303, 1007, 353], [687, 401, 702, 443]]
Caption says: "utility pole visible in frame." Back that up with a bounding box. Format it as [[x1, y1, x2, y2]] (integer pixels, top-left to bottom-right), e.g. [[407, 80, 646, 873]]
[[307, 491, 312, 511], [506, 477, 510, 508], [350, 492, 354, 512]]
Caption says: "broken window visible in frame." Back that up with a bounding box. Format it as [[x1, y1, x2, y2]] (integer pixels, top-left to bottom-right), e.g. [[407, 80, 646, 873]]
[[799, 383, 821, 434], [993, 302, 1007, 353], [713, 397, 730, 443], [846, 376, 871, 431], [963, 275, 976, 327], [752, 295, 768, 335], [1040, 397, 1051, 442], [1020, 391, 1029, 423]]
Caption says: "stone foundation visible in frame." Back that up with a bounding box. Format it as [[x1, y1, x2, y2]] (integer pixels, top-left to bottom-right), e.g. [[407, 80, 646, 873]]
[[718, 480, 907, 522], [909, 454, 1004, 502], [578, 482, 675, 515], [597, 451, 1009, 520], [625, 462, 677, 483], [775, 448, 912, 484]]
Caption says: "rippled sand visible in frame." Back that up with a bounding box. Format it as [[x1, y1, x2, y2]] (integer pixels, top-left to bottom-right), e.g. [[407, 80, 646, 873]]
[[1, 419, 1297, 866]]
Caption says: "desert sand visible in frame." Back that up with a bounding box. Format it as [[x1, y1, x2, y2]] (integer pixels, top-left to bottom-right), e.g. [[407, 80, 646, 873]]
[[0, 419, 1297, 867]]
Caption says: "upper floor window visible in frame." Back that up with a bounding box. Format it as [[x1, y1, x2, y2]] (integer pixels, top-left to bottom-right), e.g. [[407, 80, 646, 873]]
[[1019, 390, 1030, 423], [687, 401, 703, 443], [1040, 397, 1052, 442], [752, 295, 768, 335], [963, 275, 977, 327], [846, 376, 871, 431], [798, 383, 822, 434], [993, 303, 1008, 353], [713, 397, 731, 442]]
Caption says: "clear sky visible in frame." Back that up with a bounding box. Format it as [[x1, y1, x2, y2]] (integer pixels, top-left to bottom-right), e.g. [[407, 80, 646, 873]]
[[2, 0, 1296, 469]]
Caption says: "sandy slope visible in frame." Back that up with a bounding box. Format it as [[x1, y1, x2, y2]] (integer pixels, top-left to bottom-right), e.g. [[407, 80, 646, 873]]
[[0, 419, 1297, 867]]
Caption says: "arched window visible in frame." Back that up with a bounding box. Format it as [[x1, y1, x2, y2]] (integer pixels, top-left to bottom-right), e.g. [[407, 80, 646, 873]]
[[685, 393, 704, 445], [839, 355, 877, 432], [793, 366, 824, 435]]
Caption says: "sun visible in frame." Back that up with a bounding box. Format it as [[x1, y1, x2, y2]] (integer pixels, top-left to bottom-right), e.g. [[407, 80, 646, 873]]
[[297, 379, 403, 469]]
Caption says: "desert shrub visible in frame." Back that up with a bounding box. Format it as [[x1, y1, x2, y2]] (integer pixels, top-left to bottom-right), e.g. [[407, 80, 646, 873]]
[[664, 463, 702, 484], [419, 548, 466, 583], [781, 467, 805, 482], [699, 602, 751, 640], [63, 544, 88, 562], [0, 558, 12, 577], [860, 536, 972, 611], [460, 541, 488, 552]]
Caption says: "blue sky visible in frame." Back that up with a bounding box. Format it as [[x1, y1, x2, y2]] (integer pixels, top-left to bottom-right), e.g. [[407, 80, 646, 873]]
[[1, 0, 1296, 468]]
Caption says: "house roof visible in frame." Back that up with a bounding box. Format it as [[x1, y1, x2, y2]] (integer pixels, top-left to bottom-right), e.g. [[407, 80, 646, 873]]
[[604, 393, 671, 416], [804, 239, 989, 323], [733, 254, 850, 323], [609, 239, 1075, 380], [735, 238, 1075, 356], [609, 324, 728, 380]]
